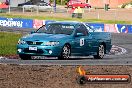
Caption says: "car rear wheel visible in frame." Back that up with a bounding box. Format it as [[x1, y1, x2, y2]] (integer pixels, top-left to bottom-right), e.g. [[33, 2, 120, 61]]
[[19, 54, 31, 60], [94, 44, 105, 59], [58, 44, 71, 60]]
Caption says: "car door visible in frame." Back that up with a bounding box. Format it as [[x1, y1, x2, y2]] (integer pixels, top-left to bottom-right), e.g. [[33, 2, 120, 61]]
[[85, 25, 99, 55], [72, 24, 89, 55]]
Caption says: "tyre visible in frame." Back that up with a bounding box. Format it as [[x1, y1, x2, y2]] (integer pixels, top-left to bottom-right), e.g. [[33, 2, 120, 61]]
[[58, 44, 71, 60], [77, 76, 87, 85], [19, 54, 31, 60], [94, 44, 105, 59]]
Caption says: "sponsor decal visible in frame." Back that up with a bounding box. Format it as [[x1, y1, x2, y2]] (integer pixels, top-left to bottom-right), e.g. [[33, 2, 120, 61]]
[[0, 16, 131, 34], [115, 24, 128, 33], [126, 25, 132, 33], [86, 23, 104, 32], [33, 19, 43, 29], [104, 24, 131, 33], [80, 38, 84, 46], [76, 66, 131, 84], [0, 17, 33, 28], [104, 24, 118, 33]]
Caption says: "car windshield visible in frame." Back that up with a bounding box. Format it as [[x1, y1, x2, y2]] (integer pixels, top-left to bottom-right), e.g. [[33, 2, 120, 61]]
[[36, 23, 75, 35]]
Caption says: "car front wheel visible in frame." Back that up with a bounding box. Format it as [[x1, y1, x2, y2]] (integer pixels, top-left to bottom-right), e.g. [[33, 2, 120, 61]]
[[58, 44, 71, 60], [94, 44, 105, 59]]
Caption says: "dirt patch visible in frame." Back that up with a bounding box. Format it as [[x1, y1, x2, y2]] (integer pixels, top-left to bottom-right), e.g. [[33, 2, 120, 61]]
[[4, 55, 19, 59], [0, 65, 132, 88]]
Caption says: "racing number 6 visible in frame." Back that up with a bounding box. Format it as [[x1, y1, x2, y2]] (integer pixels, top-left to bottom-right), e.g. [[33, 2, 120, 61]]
[[80, 38, 84, 46]]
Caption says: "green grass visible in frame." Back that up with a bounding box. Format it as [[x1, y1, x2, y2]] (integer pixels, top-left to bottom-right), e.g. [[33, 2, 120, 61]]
[[0, 13, 132, 24], [0, 32, 22, 55]]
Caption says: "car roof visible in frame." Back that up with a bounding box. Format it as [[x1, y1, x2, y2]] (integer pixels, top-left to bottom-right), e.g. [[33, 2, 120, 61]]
[[47, 21, 80, 25]]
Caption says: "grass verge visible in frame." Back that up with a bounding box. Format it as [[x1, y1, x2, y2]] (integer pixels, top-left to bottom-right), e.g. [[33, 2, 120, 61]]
[[0, 32, 22, 56], [0, 13, 132, 24]]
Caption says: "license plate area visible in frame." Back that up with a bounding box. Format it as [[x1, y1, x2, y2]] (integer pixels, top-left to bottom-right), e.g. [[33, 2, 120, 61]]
[[29, 46, 37, 51]]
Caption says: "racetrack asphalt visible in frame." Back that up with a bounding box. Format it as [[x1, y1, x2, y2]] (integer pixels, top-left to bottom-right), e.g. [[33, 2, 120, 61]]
[[0, 27, 132, 65]]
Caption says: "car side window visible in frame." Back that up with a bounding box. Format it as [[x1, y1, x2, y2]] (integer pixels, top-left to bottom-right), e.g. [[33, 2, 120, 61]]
[[75, 24, 88, 36]]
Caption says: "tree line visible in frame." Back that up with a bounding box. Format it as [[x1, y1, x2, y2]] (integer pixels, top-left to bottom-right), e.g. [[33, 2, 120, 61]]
[[50, 0, 70, 5]]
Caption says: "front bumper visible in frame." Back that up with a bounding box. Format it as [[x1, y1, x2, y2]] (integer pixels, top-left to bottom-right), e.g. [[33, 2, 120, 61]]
[[17, 44, 62, 57]]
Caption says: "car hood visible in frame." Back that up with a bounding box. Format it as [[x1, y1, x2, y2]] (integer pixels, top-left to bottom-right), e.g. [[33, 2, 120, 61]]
[[22, 33, 71, 41]]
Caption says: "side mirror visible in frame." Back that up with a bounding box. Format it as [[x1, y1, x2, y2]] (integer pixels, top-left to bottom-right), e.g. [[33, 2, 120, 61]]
[[31, 31, 35, 34], [76, 33, 84, 37]]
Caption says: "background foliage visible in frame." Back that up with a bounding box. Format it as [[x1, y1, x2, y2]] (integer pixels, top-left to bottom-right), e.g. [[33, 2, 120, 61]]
[[50, 0, 69, 5]]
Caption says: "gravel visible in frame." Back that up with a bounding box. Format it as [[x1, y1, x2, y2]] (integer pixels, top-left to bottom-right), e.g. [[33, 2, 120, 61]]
[[0, 65, 132, 88]]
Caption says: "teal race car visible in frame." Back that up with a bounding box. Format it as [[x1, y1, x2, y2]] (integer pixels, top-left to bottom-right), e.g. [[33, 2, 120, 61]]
[[17, 21, 112, 60]]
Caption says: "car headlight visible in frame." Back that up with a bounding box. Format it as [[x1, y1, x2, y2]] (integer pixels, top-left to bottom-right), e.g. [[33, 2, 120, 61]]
[[18, 39, 26, 44], [43, 41, 59, 46]]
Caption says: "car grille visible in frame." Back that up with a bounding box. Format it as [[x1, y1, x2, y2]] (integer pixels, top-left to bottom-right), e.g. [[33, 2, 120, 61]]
[[23, 48, 44, 54], [26, 41, 43, 45]]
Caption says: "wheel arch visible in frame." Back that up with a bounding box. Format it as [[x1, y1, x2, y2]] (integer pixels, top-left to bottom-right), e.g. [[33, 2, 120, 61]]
[[64, 43, 71, 48]]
